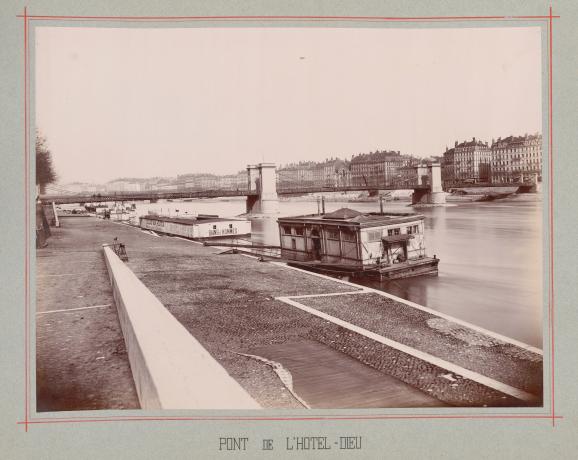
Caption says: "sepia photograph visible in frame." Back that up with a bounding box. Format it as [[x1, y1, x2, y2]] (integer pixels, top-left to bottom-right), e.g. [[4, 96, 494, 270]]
[[34, 24, 544, 413]]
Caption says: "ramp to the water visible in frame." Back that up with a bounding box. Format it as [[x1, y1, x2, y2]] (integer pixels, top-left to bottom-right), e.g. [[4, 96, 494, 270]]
[[250, 340, 447, 408]]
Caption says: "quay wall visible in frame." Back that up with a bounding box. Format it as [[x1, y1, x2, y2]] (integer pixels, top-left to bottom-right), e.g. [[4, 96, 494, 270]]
[[102, 245, 260, 410]]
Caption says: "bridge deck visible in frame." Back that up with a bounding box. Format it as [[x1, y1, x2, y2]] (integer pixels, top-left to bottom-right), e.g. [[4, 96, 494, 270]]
[[41, 182, 534, 204]]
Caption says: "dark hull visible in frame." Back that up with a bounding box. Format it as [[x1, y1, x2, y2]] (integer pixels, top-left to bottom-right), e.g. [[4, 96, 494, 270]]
[[368, 257, 439, 280], [288, 257, 439, 280]]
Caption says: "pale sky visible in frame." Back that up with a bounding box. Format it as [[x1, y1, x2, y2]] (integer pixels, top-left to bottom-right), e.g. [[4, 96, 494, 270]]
[[35, 26, 542, 184]]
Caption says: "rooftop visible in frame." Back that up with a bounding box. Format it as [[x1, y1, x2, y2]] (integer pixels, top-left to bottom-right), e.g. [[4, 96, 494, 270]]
[[453, 138, 490, 149], [141, 214, 247, 225], [350, 150, 409, 164], [492, 133, 542, 147], [278, 208, 423, 228]]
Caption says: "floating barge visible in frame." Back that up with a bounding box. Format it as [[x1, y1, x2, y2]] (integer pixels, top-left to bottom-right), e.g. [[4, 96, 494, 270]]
[[139, 214, 251, 239], [277, 208, 439, 280]]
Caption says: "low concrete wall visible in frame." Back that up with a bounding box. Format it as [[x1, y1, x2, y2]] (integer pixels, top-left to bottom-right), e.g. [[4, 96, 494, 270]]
[[102, 245, 260, 410]]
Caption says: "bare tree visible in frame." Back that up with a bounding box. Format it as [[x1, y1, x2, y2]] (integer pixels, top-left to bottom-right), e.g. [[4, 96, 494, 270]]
[[36, 132, 57, 195]]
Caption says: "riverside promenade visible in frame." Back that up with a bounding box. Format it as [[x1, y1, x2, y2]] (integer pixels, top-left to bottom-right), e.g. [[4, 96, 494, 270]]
[[36, 217, 139, 411], [36, 217, 543, 410]]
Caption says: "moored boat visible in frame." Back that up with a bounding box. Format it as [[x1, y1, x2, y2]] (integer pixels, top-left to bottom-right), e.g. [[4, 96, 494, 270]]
[[277, 207, 439, 280]]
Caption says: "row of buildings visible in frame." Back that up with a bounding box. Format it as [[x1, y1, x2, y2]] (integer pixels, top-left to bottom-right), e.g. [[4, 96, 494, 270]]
[[442, 134, 542, 185], [59, 133, 542, 194], [276, 133, 542, 190], [59, 172, 248, 194], [277, 151, 418, 190]]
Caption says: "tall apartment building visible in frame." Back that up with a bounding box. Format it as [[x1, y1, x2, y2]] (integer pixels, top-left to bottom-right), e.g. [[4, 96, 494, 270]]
[[277, 161, 321, 189], [349, 150, 415, 188], [317, 158, 350, 187], [442, 138, 491, 185], [490, 134, 542, 183]]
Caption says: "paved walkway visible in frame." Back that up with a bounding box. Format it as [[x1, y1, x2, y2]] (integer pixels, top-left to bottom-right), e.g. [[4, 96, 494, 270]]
[[36, 217, 139, 411], [249, 340, 447, 408], [296, 292, 542, 396], [37, 217, 543, 409]]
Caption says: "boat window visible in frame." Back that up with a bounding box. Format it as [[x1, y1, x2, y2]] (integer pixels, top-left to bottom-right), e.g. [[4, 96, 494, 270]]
[[281, 225, 292, 235], [294, 227, 304, 236], [367, 230, 382, 242], [387, 228, 401, 236], [229, 224, 233, 229], [407, 225, 419, 235], [213, 225, 217, 230], [327, 229, 340, 240], [291, 238, 296, 250], [342, 230, 356, 242]]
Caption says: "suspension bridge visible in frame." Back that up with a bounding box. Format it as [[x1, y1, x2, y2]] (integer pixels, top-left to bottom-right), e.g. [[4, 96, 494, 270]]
[[39, 163, 539, 210]]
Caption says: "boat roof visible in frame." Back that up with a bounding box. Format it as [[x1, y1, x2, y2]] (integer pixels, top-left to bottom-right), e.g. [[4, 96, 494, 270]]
[[278, 207, 424, 228], [140, 214, 247, 225]]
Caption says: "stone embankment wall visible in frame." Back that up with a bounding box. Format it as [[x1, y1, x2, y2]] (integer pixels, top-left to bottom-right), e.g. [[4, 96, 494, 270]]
[[102, 245, 260, 410]]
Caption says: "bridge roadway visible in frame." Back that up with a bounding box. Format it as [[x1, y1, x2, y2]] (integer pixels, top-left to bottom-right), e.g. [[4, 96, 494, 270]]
[[39, 182, 526, 205]]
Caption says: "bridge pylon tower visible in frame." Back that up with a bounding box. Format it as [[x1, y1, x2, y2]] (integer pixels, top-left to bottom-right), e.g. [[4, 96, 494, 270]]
[[411, 163, 446, 205], [246, 163, 279, 215]]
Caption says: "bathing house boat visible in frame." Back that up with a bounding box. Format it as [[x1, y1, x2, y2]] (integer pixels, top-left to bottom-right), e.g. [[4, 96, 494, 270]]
[[277, 208, 439, 280], [139, 214, 251, 239]]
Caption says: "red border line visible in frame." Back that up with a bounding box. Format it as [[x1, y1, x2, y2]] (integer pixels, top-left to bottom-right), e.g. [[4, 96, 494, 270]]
[[22, 9, 558, 429], [17, 415, 564, 426], [25, 410, 554, 423], [548, 6, 556, 426], [23, 18, 553, 24], [16, 14, 560, 21], [23, 5, 29, 434]]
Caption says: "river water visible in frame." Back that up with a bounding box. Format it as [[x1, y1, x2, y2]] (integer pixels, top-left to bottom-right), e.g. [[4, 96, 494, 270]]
[[133, 195, 543, 348]]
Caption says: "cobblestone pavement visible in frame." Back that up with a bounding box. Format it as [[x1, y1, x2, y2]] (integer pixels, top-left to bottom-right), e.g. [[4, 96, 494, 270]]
[[37, 217, 542, 409], [298, 292, 542, 397]]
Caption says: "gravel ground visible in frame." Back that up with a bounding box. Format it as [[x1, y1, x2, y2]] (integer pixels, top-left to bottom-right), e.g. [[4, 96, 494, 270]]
[[123, 233, 359, 408], [36, 218, 139, 411], [38, 217, 540, 409], [298, 293, 542, 397], [42, 218, 358, 408]]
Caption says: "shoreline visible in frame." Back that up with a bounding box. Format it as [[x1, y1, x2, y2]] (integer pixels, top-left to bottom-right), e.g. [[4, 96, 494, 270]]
[[36, 217, 542, 410]]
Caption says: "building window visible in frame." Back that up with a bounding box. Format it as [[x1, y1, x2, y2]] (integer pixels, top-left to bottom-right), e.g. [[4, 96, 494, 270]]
[[327, 229, 340, 240], [367, 230, 382, 242], [342, 230, 356, 242]]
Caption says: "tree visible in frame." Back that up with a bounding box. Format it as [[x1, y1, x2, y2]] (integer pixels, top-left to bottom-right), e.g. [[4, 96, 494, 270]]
[[36, 132, 57, 194]]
